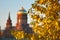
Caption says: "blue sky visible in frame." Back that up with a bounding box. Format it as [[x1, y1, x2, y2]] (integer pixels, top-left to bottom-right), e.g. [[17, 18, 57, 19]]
[[0, 0, 35, 30]]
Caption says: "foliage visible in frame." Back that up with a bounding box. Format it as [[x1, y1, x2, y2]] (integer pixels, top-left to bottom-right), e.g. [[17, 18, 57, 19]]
[[11, 30, 24, 40], [29, 0, 60, 40]]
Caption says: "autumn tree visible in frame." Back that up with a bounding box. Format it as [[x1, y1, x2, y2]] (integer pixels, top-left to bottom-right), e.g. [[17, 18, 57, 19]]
[[29, 0, 60, 40]]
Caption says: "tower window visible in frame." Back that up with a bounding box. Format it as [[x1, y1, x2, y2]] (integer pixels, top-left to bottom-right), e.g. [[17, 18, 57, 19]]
[[19, 19, 20, 23]]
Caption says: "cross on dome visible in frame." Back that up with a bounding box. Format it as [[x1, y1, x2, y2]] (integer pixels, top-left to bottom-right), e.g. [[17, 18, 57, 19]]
[[20, 7, 25, 10]]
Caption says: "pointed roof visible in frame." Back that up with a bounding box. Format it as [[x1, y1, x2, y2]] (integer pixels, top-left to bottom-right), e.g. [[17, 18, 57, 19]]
[[18, 7, 27, 12], [8, 12, 11, 20]]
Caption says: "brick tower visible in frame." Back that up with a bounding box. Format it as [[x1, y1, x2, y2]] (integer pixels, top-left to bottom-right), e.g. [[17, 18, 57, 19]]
[[6, 12, 12, 30], [16, 7, 28, 30]]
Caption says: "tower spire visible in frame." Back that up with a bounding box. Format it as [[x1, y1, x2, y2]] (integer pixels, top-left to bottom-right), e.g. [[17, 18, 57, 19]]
[[8, 11, 10, 20]]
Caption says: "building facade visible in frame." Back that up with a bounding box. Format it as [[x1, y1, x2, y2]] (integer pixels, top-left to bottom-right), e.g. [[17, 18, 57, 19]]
[[0, 7, 33, 39]]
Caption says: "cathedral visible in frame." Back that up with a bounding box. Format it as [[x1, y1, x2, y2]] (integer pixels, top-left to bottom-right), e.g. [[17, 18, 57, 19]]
[[0, 7, 33, 39]]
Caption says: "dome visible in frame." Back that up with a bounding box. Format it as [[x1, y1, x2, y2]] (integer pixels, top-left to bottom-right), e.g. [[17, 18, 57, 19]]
[[18, 7, 27, 12]]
